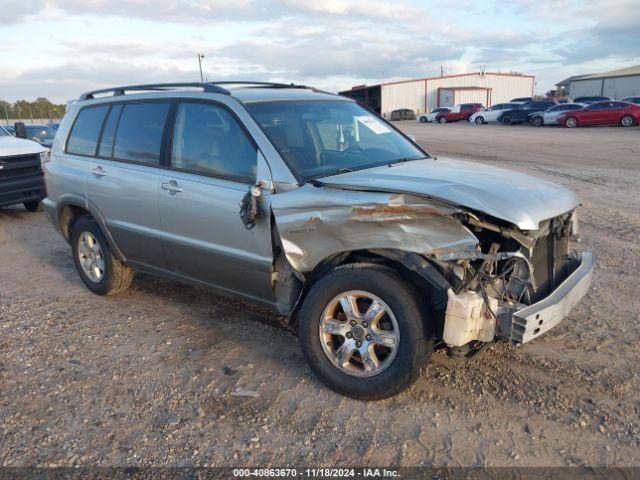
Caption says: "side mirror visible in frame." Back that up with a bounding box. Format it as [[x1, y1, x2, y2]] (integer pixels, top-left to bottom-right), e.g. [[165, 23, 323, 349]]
[[15, 122, 27, 139]]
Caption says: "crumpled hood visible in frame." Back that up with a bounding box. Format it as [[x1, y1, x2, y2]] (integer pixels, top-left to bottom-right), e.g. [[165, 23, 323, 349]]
[[0, 136, 45, 157], [321, 157, 579, 230]]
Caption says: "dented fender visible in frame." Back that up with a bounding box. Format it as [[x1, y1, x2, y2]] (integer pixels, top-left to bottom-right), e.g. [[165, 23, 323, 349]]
[[270, 184, 479, 273]]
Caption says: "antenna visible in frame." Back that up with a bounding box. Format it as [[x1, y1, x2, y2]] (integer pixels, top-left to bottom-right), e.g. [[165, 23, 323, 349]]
[[197, 53, 205, 82]]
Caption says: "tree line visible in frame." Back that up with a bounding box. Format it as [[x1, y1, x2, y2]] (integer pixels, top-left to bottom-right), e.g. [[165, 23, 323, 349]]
[[1, 98, 67, 121]]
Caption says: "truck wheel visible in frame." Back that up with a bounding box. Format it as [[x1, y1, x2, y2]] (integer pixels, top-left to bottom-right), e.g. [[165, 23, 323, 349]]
[[71, 216, 133, 296], [438, 116, 447, 124], [298, 263, 431, 400], [23, 201, 41, 212], [620, 115, 635, 127]]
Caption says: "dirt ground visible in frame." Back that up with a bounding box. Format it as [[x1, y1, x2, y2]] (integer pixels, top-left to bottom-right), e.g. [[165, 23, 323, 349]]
[[1, 123, 639, 468]]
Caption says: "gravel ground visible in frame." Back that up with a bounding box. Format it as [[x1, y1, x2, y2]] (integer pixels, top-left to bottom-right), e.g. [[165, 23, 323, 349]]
[[0, 123, 639, 467]]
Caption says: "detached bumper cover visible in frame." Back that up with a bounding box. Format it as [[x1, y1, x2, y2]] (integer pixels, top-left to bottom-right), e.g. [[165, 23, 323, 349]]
[[511, 251, 594, 344]]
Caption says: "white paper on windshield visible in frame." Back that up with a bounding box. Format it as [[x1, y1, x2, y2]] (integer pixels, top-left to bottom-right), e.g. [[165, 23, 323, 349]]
[[355, 115, 392, 134]]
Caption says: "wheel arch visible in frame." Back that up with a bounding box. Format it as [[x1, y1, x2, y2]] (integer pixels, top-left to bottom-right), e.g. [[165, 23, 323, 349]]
[[290, 248, 453, 337], [57, 195, 126, 262]]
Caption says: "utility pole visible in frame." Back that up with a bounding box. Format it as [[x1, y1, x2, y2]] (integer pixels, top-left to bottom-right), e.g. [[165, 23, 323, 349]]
[[29, 105, 34, 123], [440, 65, 444, 77], [197, 53, 205, 82]]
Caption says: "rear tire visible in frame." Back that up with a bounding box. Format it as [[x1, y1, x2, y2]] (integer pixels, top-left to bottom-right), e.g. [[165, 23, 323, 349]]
[[565, 116, 578, 128], [298, 263, 431, 400], [23, 201, 41, 212], [419, 117, 427, 123], [501, 116, 512, 125], [438, 116, 447, 124], [474, 116, 485, 124], [531, 116, 544, 127], [71, 216, 133, 296], [620, 115, 635, 127]]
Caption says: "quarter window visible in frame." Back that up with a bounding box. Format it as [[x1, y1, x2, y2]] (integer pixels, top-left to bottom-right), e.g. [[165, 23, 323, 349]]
[[66, 106, 109, 156], [170, 103, 257, 181], [98, 105, 122, 158], [113, 102, 170, 164]]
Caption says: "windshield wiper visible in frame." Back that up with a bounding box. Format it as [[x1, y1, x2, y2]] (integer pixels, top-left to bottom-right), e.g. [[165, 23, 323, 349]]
[[387, 156, 427, 166]]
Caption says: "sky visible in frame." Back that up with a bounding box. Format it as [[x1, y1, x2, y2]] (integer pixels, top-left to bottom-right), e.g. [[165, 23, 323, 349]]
[[1, 0, 639, 103]]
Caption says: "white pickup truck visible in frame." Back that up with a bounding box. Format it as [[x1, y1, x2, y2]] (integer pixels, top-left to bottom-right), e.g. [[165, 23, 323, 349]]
[[0, 124, 47, 211]]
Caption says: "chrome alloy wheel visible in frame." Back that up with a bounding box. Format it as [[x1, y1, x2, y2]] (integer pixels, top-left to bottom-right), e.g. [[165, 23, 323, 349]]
[[77, 231, 105, 283], [319, 290, 400, 378]]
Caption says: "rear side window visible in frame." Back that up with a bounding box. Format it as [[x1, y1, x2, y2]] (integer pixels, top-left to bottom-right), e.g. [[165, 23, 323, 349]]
[[66, 106, 109, 156], [98, 105, 122, 157], [170, 102, 257, 181], [113, 102, 170, 164]]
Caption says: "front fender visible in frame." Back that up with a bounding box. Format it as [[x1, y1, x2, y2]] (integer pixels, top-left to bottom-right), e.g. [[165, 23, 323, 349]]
[[270, 184, 478, 273]]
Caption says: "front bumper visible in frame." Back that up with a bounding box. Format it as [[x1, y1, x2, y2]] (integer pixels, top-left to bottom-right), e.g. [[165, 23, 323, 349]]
[[509, 251, 594, 344], [0, 175, 45, 208]]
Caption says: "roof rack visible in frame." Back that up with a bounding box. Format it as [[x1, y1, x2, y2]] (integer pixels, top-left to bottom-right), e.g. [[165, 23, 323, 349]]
[[79, 81, 335, 101], [78, 82, 230, 101]]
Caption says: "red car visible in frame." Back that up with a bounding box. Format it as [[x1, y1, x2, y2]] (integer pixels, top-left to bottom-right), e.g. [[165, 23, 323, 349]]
[[558, 101, 640, 128], [436, 103, 484, 123]]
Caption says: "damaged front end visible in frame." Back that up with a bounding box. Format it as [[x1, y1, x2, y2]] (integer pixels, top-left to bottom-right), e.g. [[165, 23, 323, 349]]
[[270, 184, 594, 351]]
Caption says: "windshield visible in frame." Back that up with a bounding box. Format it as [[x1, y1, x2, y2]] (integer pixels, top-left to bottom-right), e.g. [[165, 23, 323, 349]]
[[246, 100, 426, 179], [26, 125, 56, 140]]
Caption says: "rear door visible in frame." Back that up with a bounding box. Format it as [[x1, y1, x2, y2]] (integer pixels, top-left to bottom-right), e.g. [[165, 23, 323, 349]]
[[157, 100, 274, 302], [582, 102, 608, 125], [81, 101, 170, 268]]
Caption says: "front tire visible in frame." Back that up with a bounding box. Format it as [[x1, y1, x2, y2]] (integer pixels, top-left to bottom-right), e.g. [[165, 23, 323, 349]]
[[501, 115, 512, 125], [620, 115, 635, 127], [438, 116, 447, 124], [298, 263, 431, 400], [474, 116, 485, 124], [419, 117, 427, 123], [71, 216, 133, 296], [531, 116, 544, 127]]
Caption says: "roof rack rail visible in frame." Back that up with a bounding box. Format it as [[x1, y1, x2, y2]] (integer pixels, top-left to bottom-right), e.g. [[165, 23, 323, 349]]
[[78, 81, 336, 101], [79, 82, 230, 101], [207, 81, 337, 96]]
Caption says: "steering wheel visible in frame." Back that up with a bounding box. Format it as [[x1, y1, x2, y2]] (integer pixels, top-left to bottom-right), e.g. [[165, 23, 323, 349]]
[[344, 145, 363, 154]]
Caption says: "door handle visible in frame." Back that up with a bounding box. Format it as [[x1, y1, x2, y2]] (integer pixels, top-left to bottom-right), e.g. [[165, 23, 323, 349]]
[[161, 181, 183, 193], [91, 166, 106, 177]]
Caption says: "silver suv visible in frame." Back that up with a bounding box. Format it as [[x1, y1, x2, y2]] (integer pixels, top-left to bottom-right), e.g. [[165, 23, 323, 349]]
[[44, 82, 594, 399]]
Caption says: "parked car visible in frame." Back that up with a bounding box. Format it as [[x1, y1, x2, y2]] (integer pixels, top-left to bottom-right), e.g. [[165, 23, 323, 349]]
[[469, 103, 524, 124], [572, 96, 611, 105], [529, 103, 586, 127], [416, 107, 450, 123], [20, 123, 57, 149], [435, 103, 484, 123], [389, 108, 415, 121], [620, 96, 640, 105], [558, 101, 640, 128], [497, 100, 557, 125], [510, 97, 533, 103], [44, 82, 593, 400], [0, 124, 47, 211]]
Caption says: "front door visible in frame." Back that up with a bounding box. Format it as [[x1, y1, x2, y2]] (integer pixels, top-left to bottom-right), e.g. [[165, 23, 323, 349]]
[[158, 101, 274, 303]]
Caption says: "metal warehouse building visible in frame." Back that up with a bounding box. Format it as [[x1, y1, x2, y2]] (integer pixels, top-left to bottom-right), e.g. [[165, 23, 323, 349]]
[[567, 65, 640, 100], [339, 71, 535, 117]]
